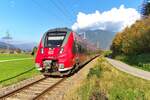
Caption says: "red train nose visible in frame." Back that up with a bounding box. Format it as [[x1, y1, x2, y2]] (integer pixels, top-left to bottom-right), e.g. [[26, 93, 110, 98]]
[[43, 47, 61, 59]]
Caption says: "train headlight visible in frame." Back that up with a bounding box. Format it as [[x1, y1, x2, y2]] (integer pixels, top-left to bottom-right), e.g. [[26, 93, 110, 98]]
[[59, 64, 64, 69], [35, 63, 40, 68], [35, 63, 42, 71], [59, 47, 64, 54], [40, 48, 44, 54]]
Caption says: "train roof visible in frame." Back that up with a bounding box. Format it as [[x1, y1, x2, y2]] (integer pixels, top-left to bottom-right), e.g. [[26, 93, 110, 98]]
[[47, 27, 72, 33], [43, 27, 98, 50]]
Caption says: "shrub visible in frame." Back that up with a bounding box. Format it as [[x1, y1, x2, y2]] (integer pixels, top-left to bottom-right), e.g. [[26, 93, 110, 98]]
[[87, 65, 102, 79]]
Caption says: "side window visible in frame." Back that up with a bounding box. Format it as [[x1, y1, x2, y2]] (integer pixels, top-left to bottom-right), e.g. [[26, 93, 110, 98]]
[[42, 33, 46, 47], [72, 42, 77, 54], [75, 42, 88, 54], [78, 43, 87, 54], [78, 43, 82, 53]]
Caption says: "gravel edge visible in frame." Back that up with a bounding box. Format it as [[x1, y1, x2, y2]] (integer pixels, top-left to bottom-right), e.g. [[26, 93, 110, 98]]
[[0, 75, 44, 97]]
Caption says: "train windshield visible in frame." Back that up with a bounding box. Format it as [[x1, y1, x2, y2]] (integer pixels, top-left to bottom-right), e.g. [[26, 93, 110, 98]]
[[46, 35, 65, 47]]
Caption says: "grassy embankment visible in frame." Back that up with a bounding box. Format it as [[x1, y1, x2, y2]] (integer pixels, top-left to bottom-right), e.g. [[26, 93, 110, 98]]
[[70, 56, 150, 100], [104, 50, 150, 72], [0, 54, 40, 87], [0, 53, 32, 60], [114, 53, 150, 72]]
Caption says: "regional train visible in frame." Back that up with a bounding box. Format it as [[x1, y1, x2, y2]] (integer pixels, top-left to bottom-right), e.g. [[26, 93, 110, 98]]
[[35, 28, 98, 76]]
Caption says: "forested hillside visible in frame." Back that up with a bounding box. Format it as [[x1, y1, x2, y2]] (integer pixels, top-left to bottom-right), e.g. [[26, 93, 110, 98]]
[[111, 17, 150, 55]]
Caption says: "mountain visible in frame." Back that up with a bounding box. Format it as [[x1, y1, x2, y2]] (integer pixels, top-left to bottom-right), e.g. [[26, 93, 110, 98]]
[[0, 39, 37, 51], [14, 42, 38, 51], [80, 30, 115, 50], [0, 42, 16, 49]]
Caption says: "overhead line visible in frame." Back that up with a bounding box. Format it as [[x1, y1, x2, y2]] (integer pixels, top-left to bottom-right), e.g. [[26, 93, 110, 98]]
[[49, 0, 73, 23], [57, 0, 75, 18], [31, 0, 66, 24]]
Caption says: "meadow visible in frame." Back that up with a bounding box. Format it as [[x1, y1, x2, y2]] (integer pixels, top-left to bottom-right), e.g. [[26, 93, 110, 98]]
[[0, 54, 40, 87], [68, 56, 150, 100], [0, 54, 33, 60]]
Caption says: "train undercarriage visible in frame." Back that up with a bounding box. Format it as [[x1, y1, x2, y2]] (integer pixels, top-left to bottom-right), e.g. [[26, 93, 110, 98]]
[[40, 60, 77, 77]]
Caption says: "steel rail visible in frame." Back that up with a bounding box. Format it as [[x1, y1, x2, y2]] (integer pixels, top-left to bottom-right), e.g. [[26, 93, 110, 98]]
[[33, 78, 66, 100], [0, 77, 47, 99], [0, 55, 100, 100]]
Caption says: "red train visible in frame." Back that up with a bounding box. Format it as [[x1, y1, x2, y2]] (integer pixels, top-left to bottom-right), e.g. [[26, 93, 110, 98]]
[[35, 28, 97, 76]]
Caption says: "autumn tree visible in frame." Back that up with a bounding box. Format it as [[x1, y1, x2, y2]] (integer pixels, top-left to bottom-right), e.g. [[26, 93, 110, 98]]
[[142, 0, 150, 16], [111, 17, 150, 55]]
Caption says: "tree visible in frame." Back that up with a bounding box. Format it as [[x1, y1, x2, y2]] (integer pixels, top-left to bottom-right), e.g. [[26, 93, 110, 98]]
[[15, 48, 22, 53], [31, 46, 37, 56], [142, 0, 150, 16], [111, 32, 123, 55], [111, 17, 150, 55]]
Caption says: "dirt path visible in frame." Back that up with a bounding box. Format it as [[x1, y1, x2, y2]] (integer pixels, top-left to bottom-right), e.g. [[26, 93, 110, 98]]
[[106, 58, 150, 80]]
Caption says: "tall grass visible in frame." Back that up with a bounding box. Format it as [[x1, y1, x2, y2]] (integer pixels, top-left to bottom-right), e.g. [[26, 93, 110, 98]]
[[73, 57, 150, 100]]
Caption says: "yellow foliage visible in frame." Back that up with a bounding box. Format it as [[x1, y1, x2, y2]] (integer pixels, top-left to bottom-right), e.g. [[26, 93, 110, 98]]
[[111, 17, 150, 55]]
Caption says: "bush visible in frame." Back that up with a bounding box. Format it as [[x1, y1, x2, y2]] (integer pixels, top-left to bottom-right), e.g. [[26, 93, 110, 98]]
[[115, 53, 150, 71], [87, 65, 102, 79], [90, 90, 108, 100], [103, 50, 112, 57]]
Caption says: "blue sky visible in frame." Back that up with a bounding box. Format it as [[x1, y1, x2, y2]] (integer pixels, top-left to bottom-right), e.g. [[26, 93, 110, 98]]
[[0, 0, 143, 43]]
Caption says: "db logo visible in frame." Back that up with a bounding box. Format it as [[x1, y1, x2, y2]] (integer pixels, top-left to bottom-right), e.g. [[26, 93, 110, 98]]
[[48, 50, 54, 54]]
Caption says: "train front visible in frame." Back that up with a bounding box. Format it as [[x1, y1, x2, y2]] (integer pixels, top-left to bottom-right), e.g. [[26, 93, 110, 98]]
[[35, 28, 75, 76]]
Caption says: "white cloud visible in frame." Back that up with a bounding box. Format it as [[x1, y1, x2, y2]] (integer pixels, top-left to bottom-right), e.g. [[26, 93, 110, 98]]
[[72, 5, 141, 32]]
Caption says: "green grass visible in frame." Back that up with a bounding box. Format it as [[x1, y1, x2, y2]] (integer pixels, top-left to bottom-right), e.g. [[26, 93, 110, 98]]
[[0, 54, 40, 87], [87, 64, 102, 79], [75, 57, 150, 100], [114, 53, 150, 71], [0, 53, 33, 60], [0, 69, 40, 86]]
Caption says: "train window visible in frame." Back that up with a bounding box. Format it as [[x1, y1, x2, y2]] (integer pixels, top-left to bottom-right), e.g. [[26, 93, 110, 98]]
[[46, 36, 65, 47], [72, 42, 78, 53], [47, 32, 66, 36], [48, 36, 64, 40], [41, 33, 46, 46], [77, 43, 87, 54]]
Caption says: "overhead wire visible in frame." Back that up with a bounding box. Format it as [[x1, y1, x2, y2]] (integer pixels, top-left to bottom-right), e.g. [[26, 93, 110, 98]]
[[49, 0, 74, 23], [57, 0, 75, 18], [31, 0, 66, 24], [32, 0, 76, 27]]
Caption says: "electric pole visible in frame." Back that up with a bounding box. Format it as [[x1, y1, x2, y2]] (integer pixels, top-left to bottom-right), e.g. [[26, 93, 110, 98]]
[[2, 31, 12, 54]]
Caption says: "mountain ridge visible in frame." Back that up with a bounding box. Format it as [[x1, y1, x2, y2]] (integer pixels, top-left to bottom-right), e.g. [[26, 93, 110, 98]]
[[80, 29, 115, 50], [0, 41, 37, 51]]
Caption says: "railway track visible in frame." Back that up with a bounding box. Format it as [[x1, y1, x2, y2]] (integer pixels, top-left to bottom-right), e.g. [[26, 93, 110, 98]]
[[0, 55, 99, 100], [0, 77, 66, 100]]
